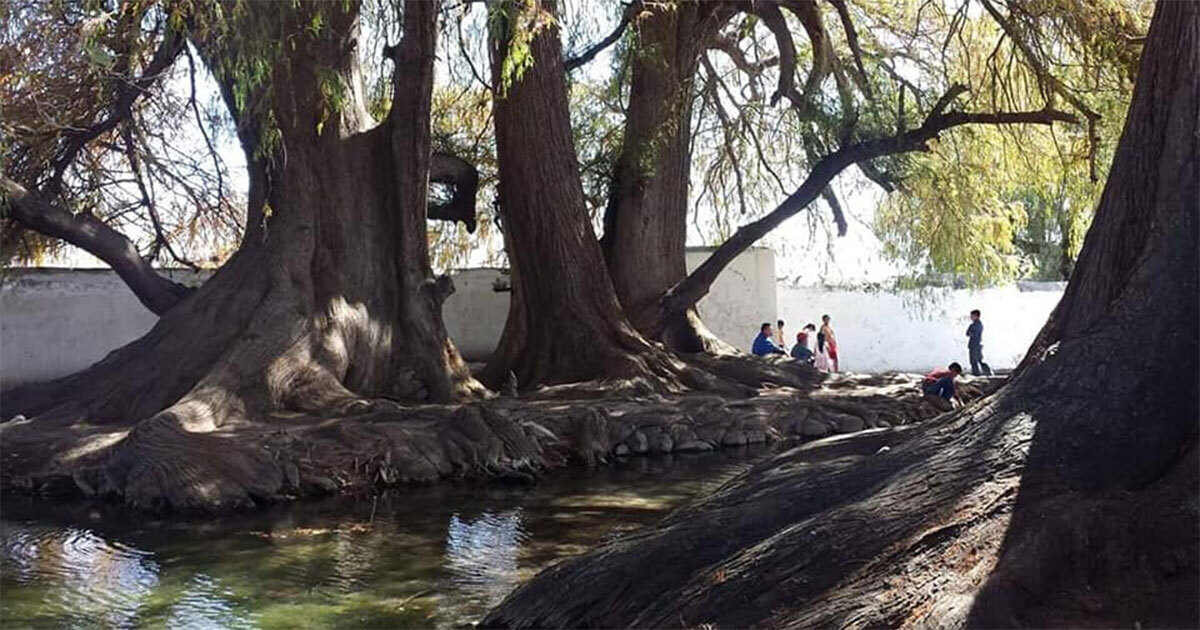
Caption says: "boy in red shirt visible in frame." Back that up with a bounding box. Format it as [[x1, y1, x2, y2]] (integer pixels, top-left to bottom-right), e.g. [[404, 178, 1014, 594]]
[[922, 362, 963, 412]]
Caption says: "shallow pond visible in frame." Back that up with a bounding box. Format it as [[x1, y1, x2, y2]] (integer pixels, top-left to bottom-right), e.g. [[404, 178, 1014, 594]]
[[1, 448, 767, 628]]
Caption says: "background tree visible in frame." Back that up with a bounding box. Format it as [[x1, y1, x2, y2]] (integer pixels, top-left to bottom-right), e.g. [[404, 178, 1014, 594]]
[[600, 1, 734, 351], [481, 0, 714, 391], [473, 0, 1140, 368]]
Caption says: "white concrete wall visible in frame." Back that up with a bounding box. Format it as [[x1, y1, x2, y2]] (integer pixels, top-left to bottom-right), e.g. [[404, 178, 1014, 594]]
[[0, 256, 1062, 386], [777, 282, 1064, 374], [687, 247, 777, 350], [2, 271, 159, 388], [442, 268, 510, 361], [443, 247, 777, 361], [0, 248, 777, 386]]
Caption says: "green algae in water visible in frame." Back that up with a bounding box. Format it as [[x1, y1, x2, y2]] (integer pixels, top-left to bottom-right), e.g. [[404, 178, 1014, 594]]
[[1, 449, 764, 629]]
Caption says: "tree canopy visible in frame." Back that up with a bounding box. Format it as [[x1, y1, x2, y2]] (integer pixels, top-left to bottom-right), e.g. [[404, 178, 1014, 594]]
[[2, 0, 1145, 287]]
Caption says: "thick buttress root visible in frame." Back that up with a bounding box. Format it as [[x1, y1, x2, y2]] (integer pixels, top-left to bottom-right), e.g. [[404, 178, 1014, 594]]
[[480, 374, 1195, 630], [0, 369, 992, 513]]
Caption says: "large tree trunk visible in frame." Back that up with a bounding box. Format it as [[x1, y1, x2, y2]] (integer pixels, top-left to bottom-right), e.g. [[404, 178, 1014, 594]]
[[481, 0, 710, 391], [482, 2, 1199, 627], [601, 2, 731, 353], [0, 0, 486, 511]]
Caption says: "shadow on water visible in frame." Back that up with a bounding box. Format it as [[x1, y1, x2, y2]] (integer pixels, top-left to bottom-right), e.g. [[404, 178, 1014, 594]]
[[1, 447, 769, 629]]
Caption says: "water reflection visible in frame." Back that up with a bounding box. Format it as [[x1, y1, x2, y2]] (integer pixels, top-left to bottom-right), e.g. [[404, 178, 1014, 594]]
[[164, 574, 254, 630], [1, 448, 766, 628], [445, 509, 527, 608]]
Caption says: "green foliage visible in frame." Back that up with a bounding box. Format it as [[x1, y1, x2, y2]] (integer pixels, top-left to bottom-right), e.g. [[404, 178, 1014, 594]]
[[862, 0, 1138, 285], [489, 0, 556, 97], [316, 66, 348, 136], [875, 127, 1031, 285], [677, 0, 1144, 285]]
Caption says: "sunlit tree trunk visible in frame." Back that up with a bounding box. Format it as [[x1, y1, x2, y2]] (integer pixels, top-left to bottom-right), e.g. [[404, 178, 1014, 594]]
[[601, 2, 731, 352], [482, 0, 699, 390], [1, 0, 484, 510]]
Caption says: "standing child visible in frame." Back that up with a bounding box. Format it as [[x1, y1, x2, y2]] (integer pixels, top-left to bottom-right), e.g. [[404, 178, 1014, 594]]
[[820, 314, 839, 372], [966, 309, 991, 376]]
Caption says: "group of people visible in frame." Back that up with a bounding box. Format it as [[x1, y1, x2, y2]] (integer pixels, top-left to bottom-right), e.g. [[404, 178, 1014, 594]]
[[751, 307, 994, 413], [751, 315, 840, 372], [920, 309, 992, 410]]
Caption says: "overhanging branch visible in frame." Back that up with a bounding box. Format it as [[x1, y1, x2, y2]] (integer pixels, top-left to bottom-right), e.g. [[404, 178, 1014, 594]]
[[708, 34, 779, 79], [754, 2, 805, 110], [1, 177, 193, 315], [827, 0, 871, 98], [662, 96, 1078, 313]]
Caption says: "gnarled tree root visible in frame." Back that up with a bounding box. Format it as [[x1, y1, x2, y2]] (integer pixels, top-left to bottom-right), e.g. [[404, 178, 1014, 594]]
[[479, 389, 1197, 629], [0, 372, 998, 514]]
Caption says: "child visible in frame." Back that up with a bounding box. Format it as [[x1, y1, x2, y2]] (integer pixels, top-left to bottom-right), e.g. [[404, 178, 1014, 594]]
[[922, 362, 963, 411], [791, 331, 814, 363]]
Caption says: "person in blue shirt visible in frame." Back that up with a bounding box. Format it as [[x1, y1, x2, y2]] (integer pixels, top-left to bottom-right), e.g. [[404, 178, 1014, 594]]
[[751, 322, 786, 357], [922, 362, 963, 411], [966, 309, 992, 376]]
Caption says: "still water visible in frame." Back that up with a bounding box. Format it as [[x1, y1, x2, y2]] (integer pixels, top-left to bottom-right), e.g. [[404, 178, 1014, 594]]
[[1, 449, 765, 629]]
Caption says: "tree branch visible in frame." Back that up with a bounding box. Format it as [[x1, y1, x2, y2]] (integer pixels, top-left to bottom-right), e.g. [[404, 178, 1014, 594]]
[[47, 26, 184, 195], [827, 0, 872, 98], [708, 34, 779, 81], [856, 159, 897, 192], [428, 151, 479, 232], [701, 57, 749, 216], [1, 177, 192, 315], [754, 2, 805, 110], [978, 0, 1102, 180], [821, 186, 848, 236], [744, 0, 833, 115], [565, 3, 632, 72], [184, 44, 228, 224], [780, 0, 831, 104], [663, 99, 1078, 313]]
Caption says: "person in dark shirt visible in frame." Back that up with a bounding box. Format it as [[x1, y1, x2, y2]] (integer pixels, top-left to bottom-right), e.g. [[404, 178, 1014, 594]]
[[752, 322, 786, 357], [922, 362, 963, 411], [791, 331, 814, 363], [966, 309, 991, 376]]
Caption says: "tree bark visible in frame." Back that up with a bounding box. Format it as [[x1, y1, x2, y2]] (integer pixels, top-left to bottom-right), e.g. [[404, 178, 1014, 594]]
[[481, 0, 701, 390], [481, 1, 1198, 627], [601, 2, 733, 353], [0, 0, 484, 510]]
